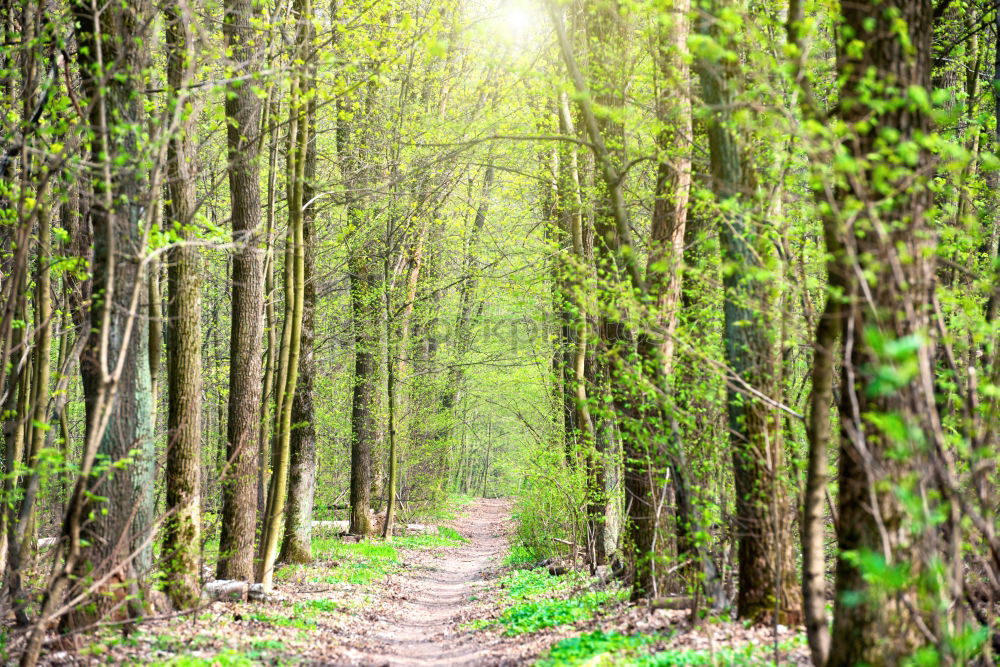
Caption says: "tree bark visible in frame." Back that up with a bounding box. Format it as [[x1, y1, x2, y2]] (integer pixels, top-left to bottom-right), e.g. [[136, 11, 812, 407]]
[[163, 1, 203, 610], [829, 1, 944, 663], [695, 0, 801, 625], [217, 0, 266, 582], [72, 0, 156, 619], [280, 75, 317, 564], [259, 2, 309, 585]]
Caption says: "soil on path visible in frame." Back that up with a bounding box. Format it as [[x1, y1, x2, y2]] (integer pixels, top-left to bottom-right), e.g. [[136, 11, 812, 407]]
[[334, 498, 514, 667]]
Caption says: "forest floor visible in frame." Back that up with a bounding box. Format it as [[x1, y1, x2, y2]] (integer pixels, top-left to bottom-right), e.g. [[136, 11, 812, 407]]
[[33, 498, 811, 665]]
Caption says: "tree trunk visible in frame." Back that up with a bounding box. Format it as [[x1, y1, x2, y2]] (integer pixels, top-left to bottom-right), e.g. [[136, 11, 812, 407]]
[[259, 3, 310, 585], [280, 81, 317, 564], [163, 2, 203, 610], [829, 1, 944, 663], [349, 247, 379, 535], [217, 0, 266, 582], [695, 0, 800, 625], [71, 0, 156, 619]]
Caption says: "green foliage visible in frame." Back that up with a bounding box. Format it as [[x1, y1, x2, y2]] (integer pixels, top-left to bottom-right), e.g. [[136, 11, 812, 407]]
[[276, 528, 464, 586], [293, 598, 340, 616], [504, 544, 536, 567], [245, 609, 318, 630], [540, 632, 808, 666], [536, 631, 658, 666], [151, 651, 255, 667], [496, 590, 622, 636]]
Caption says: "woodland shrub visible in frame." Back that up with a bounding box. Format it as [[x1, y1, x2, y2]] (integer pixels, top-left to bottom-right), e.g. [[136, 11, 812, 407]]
[[509, 447, 588, 563]]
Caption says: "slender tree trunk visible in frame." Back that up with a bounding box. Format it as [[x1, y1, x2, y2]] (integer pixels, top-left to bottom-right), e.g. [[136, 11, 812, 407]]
[[217, 0, 266, 582], [280, 86, 317, 564], [259, 4, 309, 585], [647, 0, 692, 379], [382, 265, 399, 538], [258, 95, 281, 521], [163, 2, 203, 610]]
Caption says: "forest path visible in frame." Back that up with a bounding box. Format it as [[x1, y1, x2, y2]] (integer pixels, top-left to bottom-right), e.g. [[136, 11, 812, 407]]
[[336, 498, 512, 666]]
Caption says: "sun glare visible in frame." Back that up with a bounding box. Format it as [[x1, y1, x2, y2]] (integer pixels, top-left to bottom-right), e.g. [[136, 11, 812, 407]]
[[497, 2, 538, 44]]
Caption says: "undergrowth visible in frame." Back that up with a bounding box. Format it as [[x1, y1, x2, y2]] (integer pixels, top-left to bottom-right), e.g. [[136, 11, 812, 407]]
[[473, 567, 624, 636], [499, 590, 621, 636], [275, 525, 465, 586], [537, 631, 808, 666]]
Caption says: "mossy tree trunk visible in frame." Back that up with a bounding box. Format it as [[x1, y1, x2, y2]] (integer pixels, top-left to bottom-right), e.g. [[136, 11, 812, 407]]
[[163, 0, 203, 610]]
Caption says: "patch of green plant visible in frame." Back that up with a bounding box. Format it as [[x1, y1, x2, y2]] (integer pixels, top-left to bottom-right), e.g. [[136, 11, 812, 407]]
[[497, 567, 583, 601], [276, 539, 401, 586], [537, 631, 659, 666], [246, 609, 317, 630], [504, 543, 536, 567], [244, 639, 287, 660], [498, 590, 622, 636], [152, 650, 255, 667], [249, 639, 285, 651], [393, 526, 467, 549], [437, 525, 470, 542], [632, 635, 806, 667], [293, 598, 340, 615]]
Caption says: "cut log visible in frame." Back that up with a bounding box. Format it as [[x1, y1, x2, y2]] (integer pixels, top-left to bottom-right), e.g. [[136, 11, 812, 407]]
[[312, 520, 350, 533], [203, 580, 249, 602]]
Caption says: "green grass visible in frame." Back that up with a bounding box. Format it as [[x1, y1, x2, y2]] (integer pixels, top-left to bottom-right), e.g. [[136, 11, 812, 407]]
[[293, 598, 340, 615], [470, 568, 622, 636], [497, 567, 585, 600], [246, 609, 318, 630], [423, 493, 476, 521], [276, 540, 399, 586], [393, 526, 469, 548]]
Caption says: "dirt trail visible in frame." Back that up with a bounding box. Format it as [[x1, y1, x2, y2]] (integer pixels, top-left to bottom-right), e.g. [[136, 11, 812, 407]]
[[337, 498, 511, 667]]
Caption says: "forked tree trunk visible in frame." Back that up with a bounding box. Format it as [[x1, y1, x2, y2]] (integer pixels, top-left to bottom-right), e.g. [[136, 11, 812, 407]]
[[259, 2, 310, 585], [280, 84, 318, 564]]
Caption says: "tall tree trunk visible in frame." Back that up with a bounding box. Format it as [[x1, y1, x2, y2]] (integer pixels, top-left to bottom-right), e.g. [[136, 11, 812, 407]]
[[349, 245, 379, 535], [829, 1, 944, 663], [217, 0, 266, 582], [647, 0, 692, 379], [695, 0, 800, 625], [258, 95, 281, 521], [69, 0, 156, 621], [163, 1, 203, 610]]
